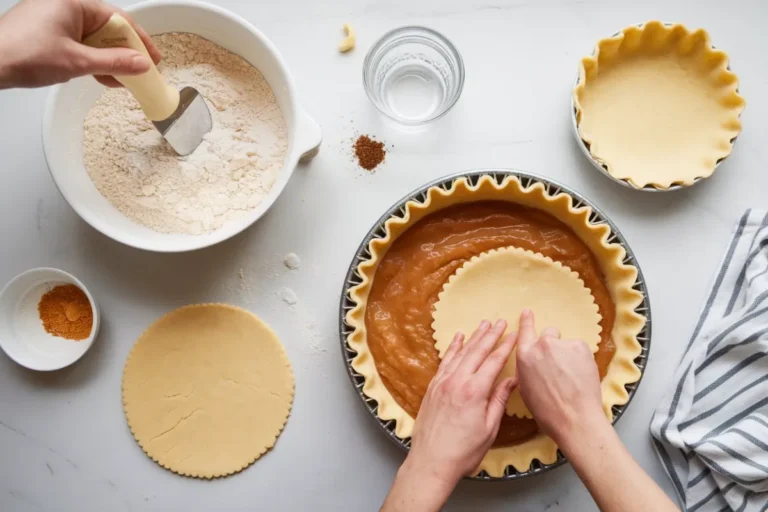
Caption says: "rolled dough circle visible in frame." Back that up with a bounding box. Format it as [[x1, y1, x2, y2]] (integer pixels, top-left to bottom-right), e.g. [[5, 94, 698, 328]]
[[432, 247, 601, 418], [122, 304, 294, 478]]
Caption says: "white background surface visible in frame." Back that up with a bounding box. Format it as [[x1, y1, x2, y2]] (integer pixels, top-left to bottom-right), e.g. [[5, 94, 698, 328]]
[[0, 0, 766, 510]]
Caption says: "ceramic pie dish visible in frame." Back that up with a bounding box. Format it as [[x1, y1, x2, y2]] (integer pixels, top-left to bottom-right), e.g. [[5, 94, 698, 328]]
[[572, 21, 745, 191], [339, 170, 652, 479]]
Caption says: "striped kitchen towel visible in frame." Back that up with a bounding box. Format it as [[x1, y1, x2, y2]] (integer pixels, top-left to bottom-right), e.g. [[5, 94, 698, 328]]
[[651, 209, 768, 512]]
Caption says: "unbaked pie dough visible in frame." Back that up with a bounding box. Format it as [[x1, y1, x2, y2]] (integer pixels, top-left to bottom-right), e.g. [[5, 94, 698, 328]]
[[122, 304, 294, 478], [574, 21, 745, 189], [432, 246, 602, 419]]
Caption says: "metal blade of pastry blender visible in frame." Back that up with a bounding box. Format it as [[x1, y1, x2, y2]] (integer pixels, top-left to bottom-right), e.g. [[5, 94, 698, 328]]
[[153, 87, 213, 156], [82, 14, 212, 156]]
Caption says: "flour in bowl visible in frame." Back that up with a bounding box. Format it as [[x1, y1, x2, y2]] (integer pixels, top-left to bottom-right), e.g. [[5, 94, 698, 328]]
[[83, 33, 288, 235]]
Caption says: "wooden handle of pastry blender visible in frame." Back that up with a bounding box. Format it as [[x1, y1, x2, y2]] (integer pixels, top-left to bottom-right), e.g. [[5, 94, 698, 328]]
[[83, 14, 179, 121]]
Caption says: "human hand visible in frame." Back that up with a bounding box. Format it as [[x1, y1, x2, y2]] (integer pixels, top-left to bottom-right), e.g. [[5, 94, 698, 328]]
[[515, 309, 607, 448], [0, 0, 161, 89], [412, 321, 517, 480], [381, 320, 517, 511], [514, 310, 679, 512]]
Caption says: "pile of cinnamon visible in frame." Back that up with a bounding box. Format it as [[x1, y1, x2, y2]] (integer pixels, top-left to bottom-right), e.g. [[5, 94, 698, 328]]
[[354, 135, 386, 171]]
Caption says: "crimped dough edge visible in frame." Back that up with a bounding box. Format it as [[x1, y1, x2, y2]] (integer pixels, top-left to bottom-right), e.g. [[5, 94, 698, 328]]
[[573, 20, 745, 189], [344, 175, 645, 476], [122, 303, 295, 479]]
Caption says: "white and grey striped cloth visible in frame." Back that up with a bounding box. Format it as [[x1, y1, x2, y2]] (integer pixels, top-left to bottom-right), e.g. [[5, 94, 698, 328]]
[[651, 209, 768, 512]]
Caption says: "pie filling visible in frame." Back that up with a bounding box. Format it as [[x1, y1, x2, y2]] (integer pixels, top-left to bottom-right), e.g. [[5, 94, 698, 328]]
[[364, 200, 616, 447]]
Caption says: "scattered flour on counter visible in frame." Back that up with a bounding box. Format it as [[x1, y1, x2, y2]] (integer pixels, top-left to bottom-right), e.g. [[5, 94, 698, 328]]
[[237, 268, 251, 297], [302, 319, 327, 354], [232, 257, 327, 357], [283, 252, 301, 270], [260, 260, 280, 280], [83, 32, 288, 235], [278, 287, 298, 305]]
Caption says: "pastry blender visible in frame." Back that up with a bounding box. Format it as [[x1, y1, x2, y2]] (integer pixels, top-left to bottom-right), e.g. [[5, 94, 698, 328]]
[[84, 14, 212, 156]]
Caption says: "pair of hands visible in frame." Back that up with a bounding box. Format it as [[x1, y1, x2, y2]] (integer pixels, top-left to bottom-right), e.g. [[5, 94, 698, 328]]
[[387, 310, 679, 512], [384, 310, 605, 509], [0, 0, 160, 89], [412, 310, 604, 486]]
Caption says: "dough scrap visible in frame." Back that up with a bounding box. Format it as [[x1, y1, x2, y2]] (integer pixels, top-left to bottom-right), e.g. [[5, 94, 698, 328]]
[[432, 246, 602, 418], [338, 23, 356, 53], [122, 304, 294, 478]]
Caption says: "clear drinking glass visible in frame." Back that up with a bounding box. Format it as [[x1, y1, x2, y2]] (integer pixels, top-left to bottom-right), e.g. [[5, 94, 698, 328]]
[[363, 26, 465, 126]]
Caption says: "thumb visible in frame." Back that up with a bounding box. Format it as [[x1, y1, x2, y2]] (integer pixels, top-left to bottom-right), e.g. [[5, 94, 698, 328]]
[[486, 377, 517, 431], [71, 44, 151, 77]]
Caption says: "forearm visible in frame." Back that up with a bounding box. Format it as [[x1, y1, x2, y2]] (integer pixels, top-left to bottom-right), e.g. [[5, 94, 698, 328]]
[[0, 21, 14, 89], [559, 417, 679, 512], [381, 455, 457, 512], [0, 0, 25, 89]]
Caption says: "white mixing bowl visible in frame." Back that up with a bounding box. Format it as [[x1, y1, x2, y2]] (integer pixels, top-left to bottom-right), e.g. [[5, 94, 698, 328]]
[[42, 0, 321, 252]]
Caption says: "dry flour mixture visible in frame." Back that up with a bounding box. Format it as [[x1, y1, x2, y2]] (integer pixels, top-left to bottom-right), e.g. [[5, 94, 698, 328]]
[[83, 33, 288, 235]]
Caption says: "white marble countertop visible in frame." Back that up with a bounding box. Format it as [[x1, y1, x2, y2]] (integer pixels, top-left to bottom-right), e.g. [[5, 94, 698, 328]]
[[1, 0, 767, 510]]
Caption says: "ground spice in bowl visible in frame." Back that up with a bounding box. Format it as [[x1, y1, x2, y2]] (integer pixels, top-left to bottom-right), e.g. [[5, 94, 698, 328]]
[[354, 135, 386, 171], [38, 284, 93, 341]]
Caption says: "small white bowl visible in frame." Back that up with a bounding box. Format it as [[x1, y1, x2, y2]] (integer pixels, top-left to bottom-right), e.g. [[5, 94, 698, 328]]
[[0, 268, 100, 371], [43, 0, 322, 252]]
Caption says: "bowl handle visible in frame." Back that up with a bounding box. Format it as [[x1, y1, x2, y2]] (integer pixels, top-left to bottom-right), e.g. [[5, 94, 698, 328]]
[[297, 109, 322, 163]]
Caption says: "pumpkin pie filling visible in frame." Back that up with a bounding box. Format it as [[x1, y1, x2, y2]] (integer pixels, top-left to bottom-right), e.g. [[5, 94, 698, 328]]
[[364, 200, 616, 447]]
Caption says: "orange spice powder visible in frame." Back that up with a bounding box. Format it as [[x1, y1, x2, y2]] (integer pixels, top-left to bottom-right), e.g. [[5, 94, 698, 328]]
[[38, 284, 93, 341]]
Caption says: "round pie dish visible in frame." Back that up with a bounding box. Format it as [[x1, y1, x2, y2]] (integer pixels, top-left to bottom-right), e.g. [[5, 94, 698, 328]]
[[572, 21, 745, 192], [339, 169, 652, 480]]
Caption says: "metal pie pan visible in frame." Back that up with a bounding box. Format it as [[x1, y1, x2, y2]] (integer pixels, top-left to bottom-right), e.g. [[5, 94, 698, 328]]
[[339, 169, 652, 481], [570, 22, 742, 192]]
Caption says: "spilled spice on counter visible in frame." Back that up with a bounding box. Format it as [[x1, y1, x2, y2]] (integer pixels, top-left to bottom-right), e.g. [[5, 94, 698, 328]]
[[354, 135, 386, 171], [38, 284, 93, 341]]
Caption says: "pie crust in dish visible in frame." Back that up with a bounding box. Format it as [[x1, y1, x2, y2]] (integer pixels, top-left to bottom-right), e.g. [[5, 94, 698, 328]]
[[123, 304, 294, 478], [573, 21, 745, 190], [432, 246, 602, 419], [344, 175, 646, 476]]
